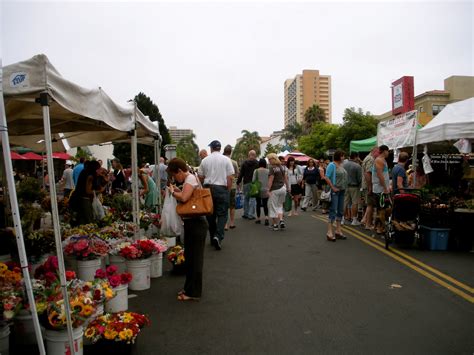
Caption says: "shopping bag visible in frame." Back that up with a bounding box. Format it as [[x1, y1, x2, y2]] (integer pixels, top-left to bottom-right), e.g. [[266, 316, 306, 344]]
[[284, 192, 292, 212], [176, 188, 213, 218], [320, 186, 332, 202], [249, 180, 261, 198], [92, 191, 105, 221], [235, 191, 243, 209], [161, 191, 182, 236]]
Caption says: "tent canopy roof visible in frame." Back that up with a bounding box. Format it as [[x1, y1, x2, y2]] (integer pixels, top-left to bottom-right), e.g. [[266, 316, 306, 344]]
[[417, 97, 474, 145], [350, 136, 377, 152]]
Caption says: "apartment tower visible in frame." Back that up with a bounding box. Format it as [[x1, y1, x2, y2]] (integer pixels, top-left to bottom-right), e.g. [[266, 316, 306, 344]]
[[284, 70, 332, 127]]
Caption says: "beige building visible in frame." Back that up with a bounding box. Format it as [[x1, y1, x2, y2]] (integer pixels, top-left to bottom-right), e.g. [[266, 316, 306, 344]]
[[378, 76, 474, 125], [284, 70, 332, 127], [169, 126, 193, 143]]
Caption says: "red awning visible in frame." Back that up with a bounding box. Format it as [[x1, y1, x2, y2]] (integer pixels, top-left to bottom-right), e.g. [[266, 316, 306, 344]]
[[22, 152, 43, 161], [284, 153, 316, 163], [52, 152, 72, 160], [11, 152, 26, 160]]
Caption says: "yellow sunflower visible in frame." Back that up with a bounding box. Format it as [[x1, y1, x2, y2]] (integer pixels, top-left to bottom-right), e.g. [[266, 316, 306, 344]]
[[70, 299, 84, 314], [119, 329, 133, 341], [0, 263, 7, 272], [104, 329, 118, 340], [84, 327, 95, 338], [122, 313, 133, 323], [48, 310, 66, 327], [81, 305, 94, 317]]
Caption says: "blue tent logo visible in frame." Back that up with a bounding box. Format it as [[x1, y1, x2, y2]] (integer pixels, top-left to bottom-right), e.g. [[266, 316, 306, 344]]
[[9, 72, 29, 88]]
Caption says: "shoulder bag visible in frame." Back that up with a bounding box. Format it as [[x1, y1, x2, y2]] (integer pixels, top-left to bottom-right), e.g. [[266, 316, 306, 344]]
[[176, 174, 214, 218], [249, 170, 261, 198]]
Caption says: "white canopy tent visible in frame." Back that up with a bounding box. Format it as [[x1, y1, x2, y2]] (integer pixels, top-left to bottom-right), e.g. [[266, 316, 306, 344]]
[[1, 54, 159, 354], [417, 97, 474, 145]]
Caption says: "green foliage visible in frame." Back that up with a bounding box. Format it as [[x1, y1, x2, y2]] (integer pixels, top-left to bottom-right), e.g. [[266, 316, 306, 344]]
[[264, 143, 283, 157], [113, 92, 172, 166], [281, 123, 303, 149], [303, 105, 326, 134], [176, 134, 200, 166], [298, 122, 340, 159], [109, 193, 133, 214], [74, 147, 94, 162], [17, 177, 45, 203], [338, 107, 378, 152], [232, 130, 261, 163]]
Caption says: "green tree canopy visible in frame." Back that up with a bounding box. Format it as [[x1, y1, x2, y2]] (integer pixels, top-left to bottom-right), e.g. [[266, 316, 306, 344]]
[[281, 122, 303, 150], [176, 134, 200, 167], [113, 92, 171, 166], [231, 130, 261, 163], [263, 143, 283, 157], [298, 122, 340, 159], [337, 107, 378, 152], [303, 104, 326, 134]]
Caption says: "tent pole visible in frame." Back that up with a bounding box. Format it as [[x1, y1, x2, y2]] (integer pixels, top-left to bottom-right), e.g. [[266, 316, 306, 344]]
[[0, 62, 46, 355], [39, 93, 76, 354], [412, 112, 419, 188], [131, 130, 139, 239], [154, 138, 162, 214]]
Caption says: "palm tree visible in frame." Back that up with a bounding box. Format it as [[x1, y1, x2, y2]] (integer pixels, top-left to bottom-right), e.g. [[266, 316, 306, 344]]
[[303, 105, 326, 134], [240, 130, 261, 156], [281, 122, 303, 149]]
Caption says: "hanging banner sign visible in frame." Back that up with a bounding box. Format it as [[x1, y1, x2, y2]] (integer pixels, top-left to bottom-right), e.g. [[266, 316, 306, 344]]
[[377, 110, 418, 150]]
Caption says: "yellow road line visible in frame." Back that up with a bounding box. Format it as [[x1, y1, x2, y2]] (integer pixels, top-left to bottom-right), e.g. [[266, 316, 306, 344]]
[[342, 224, 474, 294], [312, 215, 474, 303]]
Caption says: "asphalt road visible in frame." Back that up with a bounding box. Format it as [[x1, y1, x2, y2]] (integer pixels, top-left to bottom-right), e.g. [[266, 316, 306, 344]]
[[130, 209, 474, 355]]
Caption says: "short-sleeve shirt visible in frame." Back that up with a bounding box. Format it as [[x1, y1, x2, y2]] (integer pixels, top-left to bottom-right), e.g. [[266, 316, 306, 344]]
[[269, 165, 285, 191], [391, 164, 408, 195], [62, 168, 74, 189], [184, 173, 199, 189], [198, 152, 235, 186], [230, 159, 239, 190], [361, 154, 375, 190]]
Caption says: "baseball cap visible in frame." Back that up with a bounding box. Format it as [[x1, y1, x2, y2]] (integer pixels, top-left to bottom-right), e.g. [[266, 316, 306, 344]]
[[208, 140, 221, 150]]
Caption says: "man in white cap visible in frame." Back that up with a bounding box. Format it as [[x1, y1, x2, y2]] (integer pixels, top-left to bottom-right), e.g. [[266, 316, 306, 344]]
[[198, 140, 235, 250]]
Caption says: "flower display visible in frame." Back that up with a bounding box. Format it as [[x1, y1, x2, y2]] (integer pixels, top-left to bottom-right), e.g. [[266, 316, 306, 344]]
[[0, 262, 23, 324], [82, 277, 115, 305], [167, 246, 185, 266], [84, 311, 150, 344], [139, 212, 160, 231], [24, 229, 56, 262], [94, 265, 132, 288], [119, 239, 164, 260], [63, 234, 110, 260], [107, 238, 134, 256]]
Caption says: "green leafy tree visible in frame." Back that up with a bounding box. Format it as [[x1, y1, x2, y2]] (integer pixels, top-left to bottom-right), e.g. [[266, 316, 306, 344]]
[[298, 122, 340, 159], [264, 143, 283, 156], [113, 92, 171, 166], [176, 134, 200, 166], [232, 130, 261, 162], [74, 147, 94, 162], [281, 122, 303, 150], [338, 107, 378, 152], [303, 105, 326, 134]]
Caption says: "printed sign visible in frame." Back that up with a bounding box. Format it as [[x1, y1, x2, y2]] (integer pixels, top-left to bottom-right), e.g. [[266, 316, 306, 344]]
[[9, 72, 29, 88], [393, 83, 403, 110], [377, 110, 418, 150], [391, 76, 414, 115]]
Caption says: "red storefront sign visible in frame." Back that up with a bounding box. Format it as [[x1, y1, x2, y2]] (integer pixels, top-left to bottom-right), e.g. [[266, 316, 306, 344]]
[[391, 76, 414, 115]]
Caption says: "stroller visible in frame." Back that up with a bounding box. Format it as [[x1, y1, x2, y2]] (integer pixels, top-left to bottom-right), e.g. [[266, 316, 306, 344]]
[[385, 192, 422, 249]]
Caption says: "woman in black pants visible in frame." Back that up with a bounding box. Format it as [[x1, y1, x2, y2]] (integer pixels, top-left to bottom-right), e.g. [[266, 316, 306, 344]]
[[253, 158, 270, 226], [167, 158, 208, 301]]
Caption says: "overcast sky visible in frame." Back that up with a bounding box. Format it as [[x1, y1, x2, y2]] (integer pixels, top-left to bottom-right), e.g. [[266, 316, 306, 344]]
[[2, 1, 473, 151]]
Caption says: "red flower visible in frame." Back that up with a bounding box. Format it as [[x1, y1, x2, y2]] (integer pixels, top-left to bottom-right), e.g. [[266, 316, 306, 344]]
[[66, 271, 76, 280], [120, 273, 132, 285], [45, 271, 57, 284], [109, 275, 121, 288], [106, 265, 118, 276], [93, 289, 102, 301], [95, 269, 106, 279]]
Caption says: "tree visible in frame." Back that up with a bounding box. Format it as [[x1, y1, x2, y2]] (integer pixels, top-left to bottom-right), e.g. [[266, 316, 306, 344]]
[[231, 130, 261, 163], [281, 122, 303, 150], [298, 122, 340, 159], [303, 105, 326, 134], [337, 107, 378, 152], [263, 143, 283, 157], [113, 92, 171, 166], [176, 134, 200, 167]]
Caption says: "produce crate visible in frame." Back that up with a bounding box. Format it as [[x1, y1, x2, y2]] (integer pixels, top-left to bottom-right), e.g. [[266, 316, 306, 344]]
[[420, 225, 450, 251]]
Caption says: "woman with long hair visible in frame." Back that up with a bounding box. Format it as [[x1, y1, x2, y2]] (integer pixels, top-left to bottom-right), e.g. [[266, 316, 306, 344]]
[[167, 158, 208, 301], [301, 158, 320, 211], [324, 151, 348, 241], [286, 157, 303, 216], [138, 164, 157, 210], [267, 153, 289, 231], [253, 158, 270, 226]]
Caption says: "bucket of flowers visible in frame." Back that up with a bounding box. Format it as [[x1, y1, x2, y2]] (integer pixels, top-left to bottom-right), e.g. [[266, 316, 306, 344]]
[[63, 234, 110, 281], [95, 266, 132, 313], [118, 240, 161, 291], [149, 239, 168, 278], [166, 245, 185, 275], [84, 311, 149, 354]]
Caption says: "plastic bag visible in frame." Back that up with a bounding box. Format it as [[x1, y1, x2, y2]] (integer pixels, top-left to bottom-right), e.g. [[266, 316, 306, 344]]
[[161, 190, 182, 236], [92, 191, 105, 221], [284, 192, 292, 212], [235, 191, 243, 209], [320, 186, 332, 202]]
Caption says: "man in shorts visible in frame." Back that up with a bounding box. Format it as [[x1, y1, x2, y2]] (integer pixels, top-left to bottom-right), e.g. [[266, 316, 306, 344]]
[[223, 145, 239, 230]]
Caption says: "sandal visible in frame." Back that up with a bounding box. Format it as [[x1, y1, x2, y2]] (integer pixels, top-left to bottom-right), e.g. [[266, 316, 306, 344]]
[[177, 294, 200, 301], [229, 225, 236, 229], [177, 289, 185, 296], [335, 233, 347, 240], [326, 234, 336, 242]]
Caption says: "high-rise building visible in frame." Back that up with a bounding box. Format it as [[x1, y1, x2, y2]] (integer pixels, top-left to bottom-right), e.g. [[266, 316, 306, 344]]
[[284, 70, 332, 127], [169, 126, 193, 143]]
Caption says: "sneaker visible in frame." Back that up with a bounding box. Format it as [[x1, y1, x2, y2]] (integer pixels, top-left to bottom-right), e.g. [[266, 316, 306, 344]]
[[341, 218, 345, 225], [351, 220, 361, 226], [213, 237, 222, 250], [279, 220, 286, 230], [272, 224, 279, 231], [264, 219, 269, 226]]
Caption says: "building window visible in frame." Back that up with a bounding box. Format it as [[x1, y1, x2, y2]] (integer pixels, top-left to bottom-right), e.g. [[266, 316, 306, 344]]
[[419, 106, 424, 113], [432, 104, 446, 116]]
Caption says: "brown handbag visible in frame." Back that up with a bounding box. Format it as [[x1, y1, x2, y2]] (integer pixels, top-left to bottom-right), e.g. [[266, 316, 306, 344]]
[[176, 177, 214, 217]]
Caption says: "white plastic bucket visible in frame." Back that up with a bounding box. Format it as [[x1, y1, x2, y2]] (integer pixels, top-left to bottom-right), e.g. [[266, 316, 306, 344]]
[[77, 258, 101, 281], [0, 324, 10, 355], [150, 253, 163, 278], [126, 259, 151, 291], [165, 236, 176, 247], [13, 310, 37, 345], [0, 254, 11, 263], [64, 255, 78, 273], [105, 284, 128, 313], [45, 328, 83, 355], [109, 255, 127, 273]]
